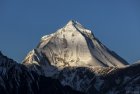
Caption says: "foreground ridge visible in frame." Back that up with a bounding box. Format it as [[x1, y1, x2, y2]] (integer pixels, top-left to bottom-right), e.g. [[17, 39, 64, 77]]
[[0, 52, 83, 94]]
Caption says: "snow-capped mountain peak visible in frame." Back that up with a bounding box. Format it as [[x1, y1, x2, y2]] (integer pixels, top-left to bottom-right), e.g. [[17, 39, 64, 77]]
[[23, 20, 128, 76], [64, 20, 92, 35], [65, 20, 83, 30]]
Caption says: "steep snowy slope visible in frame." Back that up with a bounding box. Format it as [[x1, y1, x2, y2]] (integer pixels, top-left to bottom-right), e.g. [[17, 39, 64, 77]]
[[23, 20, 128, 75]]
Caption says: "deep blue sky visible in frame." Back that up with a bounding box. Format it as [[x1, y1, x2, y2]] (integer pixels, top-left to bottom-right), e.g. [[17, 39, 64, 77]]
[[0, 0, 140, 63]]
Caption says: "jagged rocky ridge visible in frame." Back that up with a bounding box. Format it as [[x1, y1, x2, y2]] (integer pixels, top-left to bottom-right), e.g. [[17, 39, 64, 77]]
[[0, 51, 83, 94]]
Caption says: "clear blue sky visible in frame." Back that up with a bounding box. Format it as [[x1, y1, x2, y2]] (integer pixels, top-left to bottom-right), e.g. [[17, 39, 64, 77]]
[[0, 0, 140, 63]]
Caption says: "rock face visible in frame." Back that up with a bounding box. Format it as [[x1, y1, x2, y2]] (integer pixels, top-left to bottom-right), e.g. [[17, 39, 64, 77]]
[[0, 52, 83, 94], [23, 20, 128, 75]]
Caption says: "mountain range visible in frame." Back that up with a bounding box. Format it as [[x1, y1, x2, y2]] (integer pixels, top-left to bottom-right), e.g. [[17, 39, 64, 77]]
[[0, 20, 140, 94]]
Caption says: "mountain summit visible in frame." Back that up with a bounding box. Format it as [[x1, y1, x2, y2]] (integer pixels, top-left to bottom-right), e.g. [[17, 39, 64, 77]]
[[23, 20, 128, 76]]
